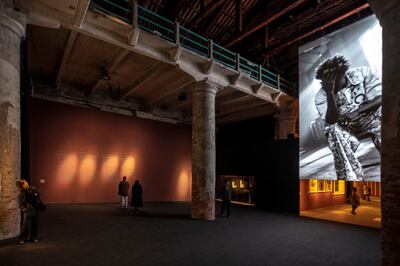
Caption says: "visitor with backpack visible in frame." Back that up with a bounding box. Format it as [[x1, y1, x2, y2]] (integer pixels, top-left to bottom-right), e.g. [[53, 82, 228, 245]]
[[16, 179, 45, 244]]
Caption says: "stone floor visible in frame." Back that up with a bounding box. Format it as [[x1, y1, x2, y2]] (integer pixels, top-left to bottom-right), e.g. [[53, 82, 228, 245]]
[[0, 202, 380, 266], [301, 198, 381, 228]]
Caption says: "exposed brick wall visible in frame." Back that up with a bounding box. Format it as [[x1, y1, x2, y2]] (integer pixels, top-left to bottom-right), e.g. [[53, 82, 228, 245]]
[[0, 8, 25, 240], [369, 0, 400, 264], [381, 137, 400, 264]]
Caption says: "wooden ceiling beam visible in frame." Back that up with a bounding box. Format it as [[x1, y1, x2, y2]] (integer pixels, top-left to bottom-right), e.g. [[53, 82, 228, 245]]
[[200, 0, 230, 36], [225, 0, 307, 47], [263, 3, 370, 56], [189, 0, 227, 27], [235, 0, 243, 33]]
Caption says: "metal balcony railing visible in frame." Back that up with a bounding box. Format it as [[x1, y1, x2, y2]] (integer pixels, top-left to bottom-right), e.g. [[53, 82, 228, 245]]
[[89, 0, 297, 97]]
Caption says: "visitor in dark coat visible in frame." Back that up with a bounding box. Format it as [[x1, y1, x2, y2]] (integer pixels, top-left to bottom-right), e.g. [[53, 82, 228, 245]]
[[16, 180, 40, 243], [118, 176, 129, 208], [131, 180, 143, 210]]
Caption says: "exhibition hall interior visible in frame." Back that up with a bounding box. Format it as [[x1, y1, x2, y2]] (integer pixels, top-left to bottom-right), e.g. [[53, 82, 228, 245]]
[[1, 0, 399, 265]]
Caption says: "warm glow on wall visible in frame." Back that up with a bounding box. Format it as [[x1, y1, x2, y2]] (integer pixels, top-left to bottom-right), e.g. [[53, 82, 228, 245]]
[[101, 155, 120, 182], [79, 155, 97, 186], [120, 156, 136, 178], [57, 153, 78, 186], [177, 170, 190, 199]]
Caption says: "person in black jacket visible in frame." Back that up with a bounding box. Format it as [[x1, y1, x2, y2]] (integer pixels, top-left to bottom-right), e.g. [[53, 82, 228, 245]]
[[131, 180, 143, 210], [219, 181, 232, 218], [16, 180, 40, 243], [118, 176, 129, 208]]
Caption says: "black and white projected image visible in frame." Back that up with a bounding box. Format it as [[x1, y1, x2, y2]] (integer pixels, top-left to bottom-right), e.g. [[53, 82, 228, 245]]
[[299, 16, 382, 182]]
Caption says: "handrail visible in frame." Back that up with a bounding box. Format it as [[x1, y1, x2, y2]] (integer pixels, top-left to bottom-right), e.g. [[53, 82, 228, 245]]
[[89, 0, 297, 97]]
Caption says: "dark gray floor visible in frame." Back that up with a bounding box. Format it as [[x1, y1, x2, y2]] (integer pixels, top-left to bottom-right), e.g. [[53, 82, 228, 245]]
[[0, 202, 380, 266]]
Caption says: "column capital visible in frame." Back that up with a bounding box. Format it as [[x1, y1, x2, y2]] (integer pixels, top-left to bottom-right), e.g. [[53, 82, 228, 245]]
[[369, 0, 400, 23], [0, 8, 26, 38], [191, 79, 221, 95]]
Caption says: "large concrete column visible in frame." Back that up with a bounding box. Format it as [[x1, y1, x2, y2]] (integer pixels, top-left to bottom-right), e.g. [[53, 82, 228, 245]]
[[0, 5, 26, 240], [368, 0, 400, 264], [191, 80, 219, 220]]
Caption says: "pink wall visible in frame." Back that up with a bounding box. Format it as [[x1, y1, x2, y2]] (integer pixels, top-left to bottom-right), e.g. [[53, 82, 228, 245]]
[[300, 180, 346, 211], [29, 98, 192, 204]]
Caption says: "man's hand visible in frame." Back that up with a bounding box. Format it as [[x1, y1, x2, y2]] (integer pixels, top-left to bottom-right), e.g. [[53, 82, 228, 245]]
[[338, 111, 359, 127], [321, 72, 338, 94], [321, 72, 336, 94]]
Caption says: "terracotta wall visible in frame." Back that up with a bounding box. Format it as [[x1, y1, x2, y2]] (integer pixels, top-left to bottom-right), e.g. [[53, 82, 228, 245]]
[[353, 181, 381, 197], [299, 180, 346, 211], [29, 98, 192, 204]]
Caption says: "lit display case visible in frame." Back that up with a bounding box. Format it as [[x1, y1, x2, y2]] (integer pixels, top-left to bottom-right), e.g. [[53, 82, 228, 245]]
[[217, 175, 255, 205]]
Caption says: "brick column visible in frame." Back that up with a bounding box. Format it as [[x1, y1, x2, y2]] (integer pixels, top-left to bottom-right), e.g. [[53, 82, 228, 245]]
[[0, 6, 26, 240], [191, 80, 219, 220], [369, 0, 400, 264]]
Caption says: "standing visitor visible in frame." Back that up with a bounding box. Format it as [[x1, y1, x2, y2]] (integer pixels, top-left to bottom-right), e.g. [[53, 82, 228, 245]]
[[118, 176, 129, 208], [350, 187, 361, 215], [131, 180, 143, 211], [362, 183, 370, 201], [16, 180, 41, 243], [219, 181, 232, 218]]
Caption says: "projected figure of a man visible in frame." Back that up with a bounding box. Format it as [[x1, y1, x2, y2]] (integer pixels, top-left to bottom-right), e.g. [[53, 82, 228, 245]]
[[314, 56, 381, 181]]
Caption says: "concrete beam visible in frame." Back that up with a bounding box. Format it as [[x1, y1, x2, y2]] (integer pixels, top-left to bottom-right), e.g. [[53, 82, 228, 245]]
[[121, 63, 169, 99], [252, 83, 265, 94], [56, 31, 78, 86], [18, 0, 286, 104], [217, 103, 276, 125], [217, 99, 267, 117], [73, 0, 91, 27], [229, 73, 242, 86], [32, 80, 190, 124], [202, 60, 215, 75], [174, 99, 193, 110], [147, 80, 193, 105], [89, 48, 130, 94], [170, 46, 182, 62], [217, 92, 250, 106]]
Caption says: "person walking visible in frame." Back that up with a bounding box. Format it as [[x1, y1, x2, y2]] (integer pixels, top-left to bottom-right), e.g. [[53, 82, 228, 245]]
[[131, 180, 143, 211], [219, 181, 232, 218], [118, 176, 129, 208], [362, 183, 370, 201], [16, 180, 40, 243], [350, 187, 361, 215]]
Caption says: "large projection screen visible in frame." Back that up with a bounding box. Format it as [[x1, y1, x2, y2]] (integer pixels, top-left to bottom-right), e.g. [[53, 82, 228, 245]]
[[299, 16, 382, 182]]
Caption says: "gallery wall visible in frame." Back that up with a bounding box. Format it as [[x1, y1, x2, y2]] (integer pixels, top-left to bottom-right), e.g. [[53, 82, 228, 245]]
[[299, 180, 346, 211], [28, 98, 192, 204]]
